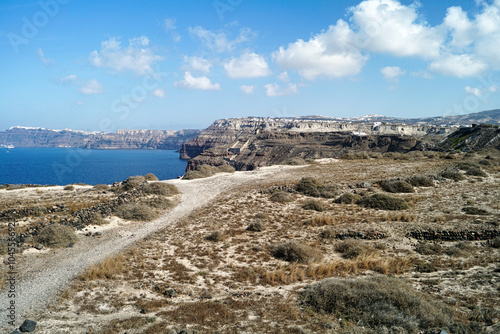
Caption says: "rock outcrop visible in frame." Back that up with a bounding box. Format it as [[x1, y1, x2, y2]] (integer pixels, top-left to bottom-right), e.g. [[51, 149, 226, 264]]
[[438, 124, 500, 151], [0, 127, 201, 150], [180, 117, 455, 171]]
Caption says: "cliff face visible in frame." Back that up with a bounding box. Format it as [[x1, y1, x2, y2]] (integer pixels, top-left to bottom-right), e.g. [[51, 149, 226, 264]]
[[181, 117, 454, 171], [439, 125, 500, 151], [0, 127, 201, 150]]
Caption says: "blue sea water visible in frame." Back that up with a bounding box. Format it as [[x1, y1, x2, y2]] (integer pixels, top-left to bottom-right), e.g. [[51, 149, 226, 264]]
[[0, 147, 188, 185]]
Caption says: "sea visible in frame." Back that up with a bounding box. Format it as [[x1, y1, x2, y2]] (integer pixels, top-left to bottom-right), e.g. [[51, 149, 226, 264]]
[[0, 147, 188, 186]]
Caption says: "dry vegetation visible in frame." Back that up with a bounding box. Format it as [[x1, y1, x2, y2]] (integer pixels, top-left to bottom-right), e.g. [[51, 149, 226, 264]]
[[7, 152, 500, 333]]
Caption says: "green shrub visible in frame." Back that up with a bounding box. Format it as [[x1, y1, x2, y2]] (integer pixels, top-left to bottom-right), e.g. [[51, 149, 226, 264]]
[[0, 241, 8, 255], [64, 185, 75, 191], [144, 173, 159, 181], [270, 192, 293, 203], [144, 182, 179, 196], [216, 165, 236, 173], [115, 203, 159, 221], [183, 164, 233, 179], [489, 237, 500, 248], [335, 240, 376, 259], [466, 168, 487, 177], [300, 276, 452, 332], [271, 242, 322, 264], [334, 193, 362, 204], [408, 176, 434, 187], [462, 207, 489, 215], [302, 199, 324, 212], [380, 180, 414, 193], [340, 151, 369, 160], [296, 177, 322, 197], [358, 194, 409, 210], [446, 242, 476, 257], [37, 224, 78, 248], [479, 159, 492, 166]]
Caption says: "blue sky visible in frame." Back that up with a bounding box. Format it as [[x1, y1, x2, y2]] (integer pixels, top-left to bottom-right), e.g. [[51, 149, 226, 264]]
[[0, 0, 499, 131]]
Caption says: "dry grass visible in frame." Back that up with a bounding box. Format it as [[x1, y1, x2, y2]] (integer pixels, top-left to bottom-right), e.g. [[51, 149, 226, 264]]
[[271, 242, 322, 264], [115, 203, 160, 221], [36, 224, 77, 248], [79, 254, 126, 281], [358, 193, 410, 210], [143, 182, 179, 196]]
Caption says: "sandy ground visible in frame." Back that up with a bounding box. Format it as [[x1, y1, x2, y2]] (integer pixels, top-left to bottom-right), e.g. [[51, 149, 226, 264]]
[[0, 165, 304, 330]]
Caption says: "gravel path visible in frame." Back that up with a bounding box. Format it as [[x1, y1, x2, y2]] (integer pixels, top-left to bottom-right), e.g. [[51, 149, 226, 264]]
[[0, 166, 297, 331]]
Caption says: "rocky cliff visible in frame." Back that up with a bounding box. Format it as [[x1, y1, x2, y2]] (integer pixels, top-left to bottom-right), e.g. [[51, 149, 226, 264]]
[[180, 117, 456, 171], [0, 127, 201, 150], [439, 124, 500, 151]]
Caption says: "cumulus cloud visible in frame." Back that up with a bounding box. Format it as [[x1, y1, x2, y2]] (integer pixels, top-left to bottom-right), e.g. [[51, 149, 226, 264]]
[[239, 85, 255, 94], [174, 72, 220, 90], [264, 83, 298, 97], [349, 0, 444, 59], [274, 20, 368, 80], [79, 79, 104, 95], [224, 52, 271, 78], [429, 54, 488, 77], [381, 66, 406, 81], [54, 74, 78, 84], [164, 18, 176, 32], [152, 88, 166, 98], [278, 71, 290, 82], [37, 48, 54, 67], [90, 36, 164, 75], [182, 56, 213, 74], [188, 26, 254, 53]]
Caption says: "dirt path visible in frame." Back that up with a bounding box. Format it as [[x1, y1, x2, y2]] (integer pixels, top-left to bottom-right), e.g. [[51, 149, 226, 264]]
[[0, 166, 300, 330]]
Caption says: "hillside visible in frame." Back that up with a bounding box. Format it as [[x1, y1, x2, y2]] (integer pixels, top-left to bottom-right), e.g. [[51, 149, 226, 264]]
[[0, 127, 201, 150]]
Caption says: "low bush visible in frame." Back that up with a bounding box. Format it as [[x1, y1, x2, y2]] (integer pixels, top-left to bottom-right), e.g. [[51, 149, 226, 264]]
[[415, 243, 444, 255], [63, 185, 75, 191], [37, 224, 77, 248], [183, 164, 234, 180], [300, 276, 452, 332], [446, 242, 476, 257], [144, 182, 179, 196], [141, 196, 175, 210], [358, 194, 409, 210], [115, 203, 159, 221], [217, 165, 236, 173], [144, 173, 159, 181], [380, 180, 414, 193], [271, 242, 322, 264], [333, 193, 362, 204], [408, 176, 434, 187], [206, 231, 225, 242], [247, 222, 265, 232], [479, 159, 492, 166], [93, 184, 109, 191], [335, 240, 376, 259], [286, 157, 307, 165], [121, 175, 147, 191], [340, 151, 369, 160], [440, 170, 465, 181], [462, 207, 489, 215], [296, 177, 322, 197], [270, 192, 293, 203], [455, 162, 487, 177], [489, 237, 500, 248], [91, 212, 109, 225], [302, 199, 324, 212]]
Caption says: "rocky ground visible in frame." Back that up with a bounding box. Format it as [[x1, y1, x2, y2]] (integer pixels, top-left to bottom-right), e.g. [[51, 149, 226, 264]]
[[1, 151, 499, 333]]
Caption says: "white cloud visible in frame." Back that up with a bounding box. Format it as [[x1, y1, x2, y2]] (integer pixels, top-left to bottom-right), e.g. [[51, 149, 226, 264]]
[[411, 70, 433, 79], [90, 36, 163, 75], [224, 52, 271, 78], [278, 71, 290, 82], [465, 84, 497, 97], [37, 48, 54, 67], [55, 74, 78, 84], [182, 56, 212, 74], [264, 83, 298, 97], [381, 66, 406, 81], [239, 85, 255, 94], [429, 54, 488, 77], [349, 0, 444, 59], [152, 88, 166, 98], [188, 26, 254, 53], [75, 101, 85, 106], [174, 72, 220, 90], [79, 79, 104, 95], [274, 20, 368, 80]]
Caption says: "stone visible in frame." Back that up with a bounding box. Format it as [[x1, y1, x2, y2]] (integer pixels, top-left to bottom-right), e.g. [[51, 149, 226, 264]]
[[440, 331, 448, 334], [19, 319, 37, 332], [164, 289, 177, 298], [199, 291, 213, 299], [34, 244, 43, 250], [67, 242, 74, 248], [10, 330, 22, 334]]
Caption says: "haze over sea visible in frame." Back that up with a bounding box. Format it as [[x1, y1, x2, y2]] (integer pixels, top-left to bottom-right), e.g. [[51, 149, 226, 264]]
[[0, 148, 187, 186]]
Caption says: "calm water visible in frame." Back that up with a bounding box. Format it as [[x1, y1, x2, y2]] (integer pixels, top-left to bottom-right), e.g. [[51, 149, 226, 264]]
[[0, 148, 187, 185]]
